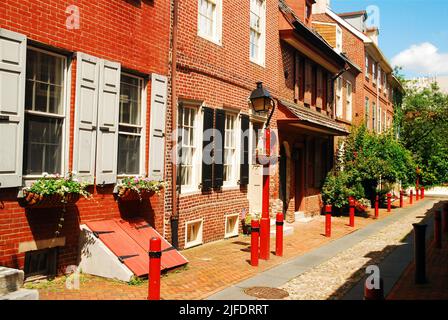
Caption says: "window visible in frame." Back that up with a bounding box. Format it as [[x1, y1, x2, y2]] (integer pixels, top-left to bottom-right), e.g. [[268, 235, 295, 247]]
[[336, 78, 343, 118], [377, 106, 382, 133], [118, 74, 144, 175], [225, 214, 239, 238], [335, 26, 343, 54], [251, 122, 263, 164], [224, 113, 237, 185], [365, 97, 370, 128], [365, 56, 369, 78], [185, 219, 203, 248], [24, 48, 67, 176], [372, 62, 377, 85], [372, 102, 376, 132], [250, 0, 266, 65], [378, 68, 382, 89], [24, 248, 57, 280], [346, 81, 352, 122], [178, 106, 198, 189], [198, 0, 222, 44]]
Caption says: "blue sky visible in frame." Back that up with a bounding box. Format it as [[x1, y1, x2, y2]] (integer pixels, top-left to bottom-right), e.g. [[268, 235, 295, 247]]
[[331, 0, 448, 78]]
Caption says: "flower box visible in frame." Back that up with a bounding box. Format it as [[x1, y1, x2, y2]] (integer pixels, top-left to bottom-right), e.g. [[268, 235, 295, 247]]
[[116, 188, 155, 202], [19, 191, 80, 209], [115, 177, 166, 202]]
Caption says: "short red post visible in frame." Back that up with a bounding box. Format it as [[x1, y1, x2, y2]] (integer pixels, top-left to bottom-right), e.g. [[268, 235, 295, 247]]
[[410, 190, 413, 205], [250, 220, 260, 267], [325, 205, 332, 237], [374, 195, 379, 219], [148, 237, 162, 300], [364, 278, 384, 300], [421, 187, 425, 199], [349, 197, 355, 228], [387, 193, 392, 212], [259, 217, 270, 261], [443, 204, 448, 234], [275, 213, 284, 257], [400, 190, 404, 208], [434, 209, 442, 249]]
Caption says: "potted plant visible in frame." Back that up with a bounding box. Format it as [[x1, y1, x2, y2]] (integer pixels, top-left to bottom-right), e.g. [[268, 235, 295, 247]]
[[242, 212, 261, 235], [19, 172, 91, 208], [116, 176, 166, 201]]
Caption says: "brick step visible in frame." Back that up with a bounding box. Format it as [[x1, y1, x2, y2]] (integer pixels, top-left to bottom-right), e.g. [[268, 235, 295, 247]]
[[0, 289, 39, 300], [0, 267, 24, 296]]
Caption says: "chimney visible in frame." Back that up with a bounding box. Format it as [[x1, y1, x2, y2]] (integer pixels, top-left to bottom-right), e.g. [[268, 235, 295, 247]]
[[313, 0, 331, 14], [366, 27, 379, 46], [284, 0, 306, 22]]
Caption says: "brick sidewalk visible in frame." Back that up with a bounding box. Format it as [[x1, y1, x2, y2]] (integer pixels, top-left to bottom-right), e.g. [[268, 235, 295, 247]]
[[387, 230, 448, 300], [30, 202, 408, 300]]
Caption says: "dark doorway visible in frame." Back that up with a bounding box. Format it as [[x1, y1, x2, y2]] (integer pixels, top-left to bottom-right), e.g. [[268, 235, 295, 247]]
[[293, 147, 304, 212]]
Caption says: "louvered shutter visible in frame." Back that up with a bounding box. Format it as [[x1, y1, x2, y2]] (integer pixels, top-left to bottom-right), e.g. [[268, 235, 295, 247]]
[[176, 104, 184, 187], [240, 114, 249, 186], [201, 107, 214, 190], [213, 109, 225, 189], [0, 29, 26, 188], [149, 74, 168, 181], [96, 59, 121, 185], [73, 52, 100, 183]]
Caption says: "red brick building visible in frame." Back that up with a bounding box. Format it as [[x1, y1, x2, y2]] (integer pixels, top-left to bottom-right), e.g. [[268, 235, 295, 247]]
[[0, 1, 171, 277]]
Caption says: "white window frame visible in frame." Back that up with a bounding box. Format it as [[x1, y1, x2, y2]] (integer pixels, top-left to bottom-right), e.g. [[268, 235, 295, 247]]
[[197, 0, 222, 46], [117, 72, 147, 178], [346, 81, 352, 122], [185, 218, 204, 249], [372, 62, 377, 85], [335, 25, 343, 54], [336, 77, 343, 118], [377, 105, 382, 133], [365, 56, 369, 79], [223, 111, 240, 188], [249, 0, 266, 67], [178, 103, 203, 194], [365, 97, 370, 129], [224, 213, 239, 238], [372, 102, 376, 132], [23, 47, 70, 182]]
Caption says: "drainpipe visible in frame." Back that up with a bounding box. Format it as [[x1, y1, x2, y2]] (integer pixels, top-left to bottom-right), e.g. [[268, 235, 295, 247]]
[[170, 0, 179, 249]]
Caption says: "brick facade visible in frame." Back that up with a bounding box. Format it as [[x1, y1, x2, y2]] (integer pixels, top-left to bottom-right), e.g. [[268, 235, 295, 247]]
[[0, 0, 170, 273]]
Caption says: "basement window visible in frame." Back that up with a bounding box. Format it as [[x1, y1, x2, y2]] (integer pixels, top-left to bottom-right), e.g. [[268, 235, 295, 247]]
[[225, 214, 239, 238], [185, 219, 203, 249], [24, 248, 57, 280]]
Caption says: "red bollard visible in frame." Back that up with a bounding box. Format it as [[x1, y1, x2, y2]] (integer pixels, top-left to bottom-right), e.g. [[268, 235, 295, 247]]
[[410, 190, 413, 205], [421, 187, 425, 199], [250, 220, 260, 266], [148, 237, 162, 300], [349, 197, 355, 227], [276, 213, 284, 257], [259, 217, 270, 261], [325, 205, 332, 237], [443, 204, 448, 233], [400, 190, 404, 208], [374, 195, 379, 219], [434, 210, 442, 249], [387, 193, 392, 212]]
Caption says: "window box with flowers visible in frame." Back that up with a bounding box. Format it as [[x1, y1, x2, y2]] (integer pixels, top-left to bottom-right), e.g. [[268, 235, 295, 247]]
[[18, 172, 91, 208], [115, 176, 166, 202]]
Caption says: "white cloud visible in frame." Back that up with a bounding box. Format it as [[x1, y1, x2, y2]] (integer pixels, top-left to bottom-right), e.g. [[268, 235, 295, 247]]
[[391, 43, 448, 75]]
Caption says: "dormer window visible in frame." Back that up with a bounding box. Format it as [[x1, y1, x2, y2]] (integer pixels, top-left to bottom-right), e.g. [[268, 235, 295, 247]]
[[335, 26, 342, 53]]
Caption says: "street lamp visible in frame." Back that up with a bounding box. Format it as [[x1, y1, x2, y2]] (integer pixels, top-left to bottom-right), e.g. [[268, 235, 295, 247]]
[[249, 82, 275, 260]]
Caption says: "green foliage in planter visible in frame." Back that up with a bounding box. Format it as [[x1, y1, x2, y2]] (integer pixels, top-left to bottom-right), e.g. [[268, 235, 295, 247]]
[[117, 176, 166, 195], [24, 172, 91, 198]]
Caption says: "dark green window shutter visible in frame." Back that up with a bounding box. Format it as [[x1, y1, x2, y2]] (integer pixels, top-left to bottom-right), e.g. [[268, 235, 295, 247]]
[[176, 104, 184, 188], [201, 107, 214, 191], [240, 114, 250, 186], [213, 109, 225, 189]]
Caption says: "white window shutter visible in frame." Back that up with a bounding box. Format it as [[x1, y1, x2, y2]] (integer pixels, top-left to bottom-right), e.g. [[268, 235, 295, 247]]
[[148, 74, 168, 181], [73, 52, 100, 183], [0, 29, 27, 188], [95, 60, 121, 185]]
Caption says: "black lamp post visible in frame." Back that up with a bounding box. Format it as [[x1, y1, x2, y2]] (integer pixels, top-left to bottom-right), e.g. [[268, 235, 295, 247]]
[[248, 81, 275, 261]]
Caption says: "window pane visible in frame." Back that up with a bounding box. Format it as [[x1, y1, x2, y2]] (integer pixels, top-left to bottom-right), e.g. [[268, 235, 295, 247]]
[[23, 115, 63, 175], [118, 134, 140, 175], [120, 75, 141, 126]]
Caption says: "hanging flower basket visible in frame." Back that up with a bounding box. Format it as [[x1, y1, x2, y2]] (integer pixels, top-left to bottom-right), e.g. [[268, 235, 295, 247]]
[[19, 191, 80, 208], [115, 177, 166, 202], [18, 172, 91, 209]]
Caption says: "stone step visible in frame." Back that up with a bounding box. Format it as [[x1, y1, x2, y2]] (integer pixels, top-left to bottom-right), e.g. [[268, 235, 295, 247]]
[[0, 267, 24, 296], [0, 289, 39, 300], [294, 212, 314, 223]]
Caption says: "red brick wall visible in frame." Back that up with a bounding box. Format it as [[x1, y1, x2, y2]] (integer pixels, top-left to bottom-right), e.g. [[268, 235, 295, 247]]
[[165, 0, 281, 248], [0, 0, 170, 272]]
